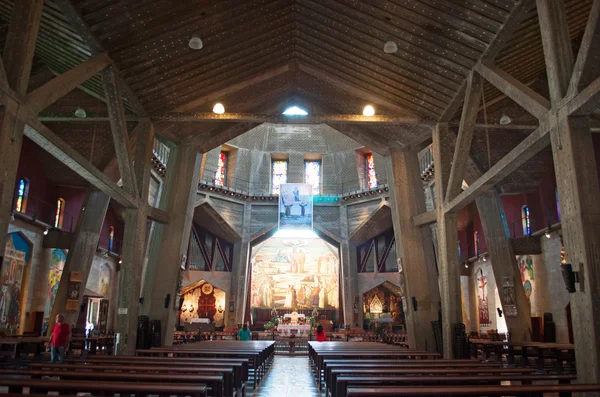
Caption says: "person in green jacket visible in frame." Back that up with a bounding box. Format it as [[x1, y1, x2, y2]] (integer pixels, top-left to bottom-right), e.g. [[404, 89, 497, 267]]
[[238, 323, 251, 341]]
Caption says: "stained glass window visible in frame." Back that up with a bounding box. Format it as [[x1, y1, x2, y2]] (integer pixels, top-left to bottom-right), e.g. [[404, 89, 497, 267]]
[[474, 232, 480, 256], [214, 151, 228, 187], [522, 205, 531, 235], [365, 153, 378, 189], [305, 161, 321, 195], [108, 226, 114, 252], [55, 198, 65, 228], [15, 178, 29, 213], [271, 160, 288, 194], [555, 188, 561, 221]]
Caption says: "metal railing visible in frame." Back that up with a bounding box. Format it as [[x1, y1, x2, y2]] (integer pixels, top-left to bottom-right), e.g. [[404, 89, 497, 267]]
[[153, 139, 170, 167], [13, 195, 76, 232], [419, 145, 434, 181]]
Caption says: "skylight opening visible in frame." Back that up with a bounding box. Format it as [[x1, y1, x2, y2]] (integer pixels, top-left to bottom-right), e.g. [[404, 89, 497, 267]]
[[282, 106, 308, 116]]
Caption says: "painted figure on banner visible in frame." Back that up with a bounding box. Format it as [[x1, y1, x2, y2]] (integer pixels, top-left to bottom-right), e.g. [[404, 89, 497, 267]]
[[0, 235, 29, 328], [477, 267, 490, 325], [278, 183, 313, 231]]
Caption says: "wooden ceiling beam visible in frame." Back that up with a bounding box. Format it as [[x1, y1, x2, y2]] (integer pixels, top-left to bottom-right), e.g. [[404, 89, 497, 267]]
[[153, 112, 431, 125], [297, 62, 424, 119], [172, 64, 292, 113], [568, 0, 600, 95], [25, 52, 112, 114], [445, 124, 551, 213], [475, 62, 551, 119], [445, 72, 483, 203], [23, 119, 138, 208], [2, 0, 43, 95], [102, 65, 138, 198], [325, 123, 397, 156], [439, 0, 536, 122], [53, 0, 147, 116]]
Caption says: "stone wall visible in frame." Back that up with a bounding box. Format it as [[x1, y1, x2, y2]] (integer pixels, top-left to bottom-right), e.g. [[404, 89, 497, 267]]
[[200, 123, 386, 195]]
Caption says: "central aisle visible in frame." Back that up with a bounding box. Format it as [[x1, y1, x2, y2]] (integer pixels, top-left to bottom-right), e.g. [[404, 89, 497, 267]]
[[251, 356, 322, 397]]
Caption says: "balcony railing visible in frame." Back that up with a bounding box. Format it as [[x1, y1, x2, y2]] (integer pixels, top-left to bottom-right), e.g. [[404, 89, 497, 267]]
[[419, 145, 434, 182], [13, 195, 76, 232]]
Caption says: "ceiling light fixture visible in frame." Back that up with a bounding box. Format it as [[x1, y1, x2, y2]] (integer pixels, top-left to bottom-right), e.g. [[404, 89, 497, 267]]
[[383, 40, 398, 54], [188, 36, 203, 50], [499, 111, 512, 125], [43, 228, 49, 235], [74, 107, 87, 118], [545, 229, 551, 239], [213, 103, 225, 114], [363, 105, 375, 117]]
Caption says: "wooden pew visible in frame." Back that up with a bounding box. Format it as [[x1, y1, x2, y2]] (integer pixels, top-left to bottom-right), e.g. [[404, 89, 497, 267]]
[[335, 374, 576, 397], [29, 363, 234, 397], [66, 355, 249, 395], [323, 361, 502, 395], [0, 369, 222, 397], [329, 366, 536, 397], [0, 378, 207, 397], [346, 384, 600, 396]]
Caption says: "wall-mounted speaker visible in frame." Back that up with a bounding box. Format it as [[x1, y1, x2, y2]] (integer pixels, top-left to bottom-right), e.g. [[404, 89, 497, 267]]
[[561, 264, 576, 293], [497, 307, 503, 318], [411, 296, 418, 312], [164, 294, 171, 309]]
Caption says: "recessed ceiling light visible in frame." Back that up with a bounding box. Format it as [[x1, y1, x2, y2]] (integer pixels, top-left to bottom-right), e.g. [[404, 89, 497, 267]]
[[188, 36, 203, 50], [363, 105, 375, 117], [499, 111, 512, 125], [74, 107, 86, 118], [213, 103, 225, 114], [383, 40, 398, 54]]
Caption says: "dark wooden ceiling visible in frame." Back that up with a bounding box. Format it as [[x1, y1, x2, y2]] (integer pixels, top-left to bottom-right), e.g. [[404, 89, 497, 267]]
[[0, 0, 595, 195]]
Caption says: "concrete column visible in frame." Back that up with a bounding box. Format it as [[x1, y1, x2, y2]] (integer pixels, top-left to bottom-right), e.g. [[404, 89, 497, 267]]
[[114, 122, 154, 354], [49, 190, 110, 329], [550, 116, 600, 385], [0, 111, 24, 238], [387, 151, 440, 352], [475, 192, 531, 342], [232, 202, 252, 325], [432, 124, 463, 358], [340, 205, 358, 327], [0, 0, 43, 238], [147, 144, 201, 346]]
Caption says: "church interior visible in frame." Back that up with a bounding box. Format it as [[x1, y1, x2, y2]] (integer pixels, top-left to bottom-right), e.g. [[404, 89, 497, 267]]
[[1, 0, 600, 395]]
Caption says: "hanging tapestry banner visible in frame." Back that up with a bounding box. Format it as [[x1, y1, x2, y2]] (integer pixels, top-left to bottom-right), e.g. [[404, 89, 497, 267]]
[[278, 183, 313, 231]]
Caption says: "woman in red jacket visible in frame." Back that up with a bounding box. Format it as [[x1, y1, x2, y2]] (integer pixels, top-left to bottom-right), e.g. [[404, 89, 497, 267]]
[[315, 325, 329, 342]]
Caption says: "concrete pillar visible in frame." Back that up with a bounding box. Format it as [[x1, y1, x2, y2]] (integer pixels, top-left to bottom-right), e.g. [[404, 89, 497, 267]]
[[114, 122, 154, 354], [231, 201, 252, 325], [475, 192, 531, 342], [432, 124, 462, 358], [550, 116, 600, 385], [387, 151, 440, 352], [0, 111, 24, 238], [340, 205, 358, 327], [49, 190, 110, 329], [147, 144, 201, 346], [0, 0, 43, 238]]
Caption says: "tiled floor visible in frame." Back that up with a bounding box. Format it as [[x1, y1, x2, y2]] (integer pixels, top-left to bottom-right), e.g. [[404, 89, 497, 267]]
[[251, 356, 323, 397]]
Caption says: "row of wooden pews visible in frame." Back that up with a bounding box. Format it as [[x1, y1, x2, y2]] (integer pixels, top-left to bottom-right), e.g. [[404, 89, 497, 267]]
[[0, 340, 274, 397], [309, 341, 600, 397], [136, 340, 275, 389]]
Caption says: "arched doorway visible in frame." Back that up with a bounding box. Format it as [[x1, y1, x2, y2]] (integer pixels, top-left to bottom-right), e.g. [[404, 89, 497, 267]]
[[179, 280, 226, 330]]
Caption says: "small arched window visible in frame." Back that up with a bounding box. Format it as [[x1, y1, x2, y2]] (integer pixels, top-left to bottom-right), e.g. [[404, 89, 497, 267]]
[[108, 226, 115, 252], [474, 232, 480, 256], [521, 205, 531, 235], [55, 198, 65, 229], [15, 178, 30, 213]]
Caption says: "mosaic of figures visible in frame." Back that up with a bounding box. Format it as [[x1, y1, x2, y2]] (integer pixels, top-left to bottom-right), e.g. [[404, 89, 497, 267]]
[[251, 237, 339, 310], [0, 234, 29, 330], [180, 281, 226, 328]]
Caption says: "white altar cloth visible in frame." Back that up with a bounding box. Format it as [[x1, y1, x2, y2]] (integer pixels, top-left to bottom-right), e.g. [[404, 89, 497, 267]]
[[277, 324, 311, 333]]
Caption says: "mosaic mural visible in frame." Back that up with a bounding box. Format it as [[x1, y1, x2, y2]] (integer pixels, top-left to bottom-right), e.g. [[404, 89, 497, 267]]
[[517, 255, 535, 299], [45, 249, 66, 320], [0, 233, 30, 329], [278, 183, 313, 231], [250, 237, 339, 310]]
